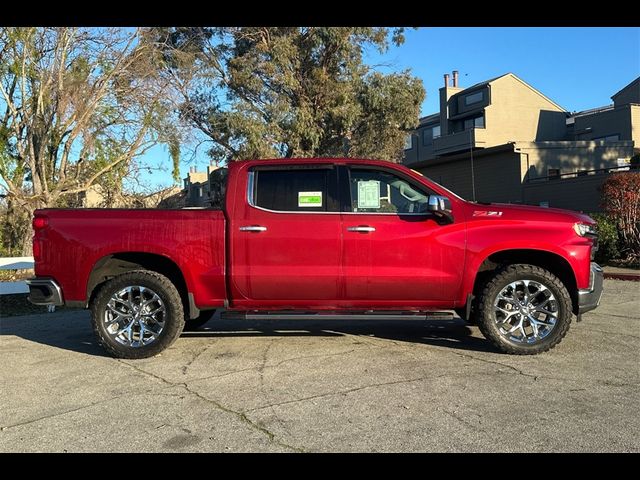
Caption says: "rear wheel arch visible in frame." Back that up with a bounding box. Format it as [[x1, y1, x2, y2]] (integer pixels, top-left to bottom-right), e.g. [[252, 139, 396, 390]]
[[87, 252, 193, 316]]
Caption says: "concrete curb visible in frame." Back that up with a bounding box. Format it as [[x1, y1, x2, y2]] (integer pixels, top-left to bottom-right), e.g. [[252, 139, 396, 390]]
[[603, 272, 640, 282]]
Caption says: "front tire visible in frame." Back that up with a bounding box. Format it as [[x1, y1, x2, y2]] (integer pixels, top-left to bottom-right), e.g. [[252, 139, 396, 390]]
[[477, 264, 572, 355], [90, 270, 185, 359]]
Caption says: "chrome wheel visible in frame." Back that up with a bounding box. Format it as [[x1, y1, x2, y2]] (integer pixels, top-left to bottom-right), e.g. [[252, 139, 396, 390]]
[[103, 285, 166, 347], [493, 279, 558, 344]]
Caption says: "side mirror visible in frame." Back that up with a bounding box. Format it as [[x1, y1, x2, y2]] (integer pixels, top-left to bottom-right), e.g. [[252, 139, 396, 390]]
[[428, 195, 454, 223], [428, 195, 447, 212]]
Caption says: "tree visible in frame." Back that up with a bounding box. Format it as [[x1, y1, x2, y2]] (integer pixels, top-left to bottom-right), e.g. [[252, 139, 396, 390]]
[[160, 27, 425, 164], [0, 28, 178, 254], [601, 172, 640, 263]]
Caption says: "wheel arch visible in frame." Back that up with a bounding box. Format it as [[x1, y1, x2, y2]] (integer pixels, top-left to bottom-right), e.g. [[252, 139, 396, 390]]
[[469, 249, 579, 315], [86, 252, 199, 319]]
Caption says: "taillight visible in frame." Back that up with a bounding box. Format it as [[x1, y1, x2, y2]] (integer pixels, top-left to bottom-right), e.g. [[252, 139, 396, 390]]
[[33, 216, 48, 230], [33, 237, 42, 261]]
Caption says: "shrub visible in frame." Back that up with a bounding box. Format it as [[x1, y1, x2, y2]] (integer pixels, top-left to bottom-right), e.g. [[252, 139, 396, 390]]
[[600, 172, 640, 262], [591, 213, 620, 263]]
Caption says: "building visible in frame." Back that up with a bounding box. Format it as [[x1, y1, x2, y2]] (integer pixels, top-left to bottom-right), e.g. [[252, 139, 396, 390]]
[[403, 72, 639, 212], [182, 164, 221, 207]]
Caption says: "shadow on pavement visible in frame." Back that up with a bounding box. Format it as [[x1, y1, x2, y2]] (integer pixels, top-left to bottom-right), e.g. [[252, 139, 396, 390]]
[[0, 311, 499, 356], [182, 316, 498, 353]]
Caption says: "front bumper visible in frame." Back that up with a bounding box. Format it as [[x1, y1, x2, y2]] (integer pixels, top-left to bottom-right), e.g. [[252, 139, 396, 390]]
[[577, 262, 604, 314], [25, 277, 64, 306]]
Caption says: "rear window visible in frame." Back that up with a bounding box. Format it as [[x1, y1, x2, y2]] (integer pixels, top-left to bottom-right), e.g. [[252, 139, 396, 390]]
[[254, 169, 330, 212]]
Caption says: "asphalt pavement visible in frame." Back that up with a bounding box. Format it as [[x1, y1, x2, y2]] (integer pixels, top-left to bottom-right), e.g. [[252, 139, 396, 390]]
[[1, 279, 638, 452]]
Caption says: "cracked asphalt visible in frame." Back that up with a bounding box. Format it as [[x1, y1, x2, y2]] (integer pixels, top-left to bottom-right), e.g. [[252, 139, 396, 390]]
[[1, 279, 638, 452]]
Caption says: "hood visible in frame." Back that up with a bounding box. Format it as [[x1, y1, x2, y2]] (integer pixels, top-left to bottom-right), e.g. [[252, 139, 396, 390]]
[[466, 202, 595, 224]]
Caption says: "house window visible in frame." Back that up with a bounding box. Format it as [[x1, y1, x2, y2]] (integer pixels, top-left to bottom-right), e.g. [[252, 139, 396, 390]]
[[594, 134, 620, 142], [465, 91, 484, 106], [464, 114, 485, 130], [422, 125, 441, 146], [548, 168, 560, 179], [404, 134, 413, 150]]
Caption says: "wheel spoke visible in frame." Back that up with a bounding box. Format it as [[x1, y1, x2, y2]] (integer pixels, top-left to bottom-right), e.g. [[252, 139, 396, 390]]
[[494, 278, 558, 345], [105, 285, 166, 348]]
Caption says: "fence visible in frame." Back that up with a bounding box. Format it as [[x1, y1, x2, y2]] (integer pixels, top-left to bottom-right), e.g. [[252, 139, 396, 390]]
[[0, 256, 55, 312]]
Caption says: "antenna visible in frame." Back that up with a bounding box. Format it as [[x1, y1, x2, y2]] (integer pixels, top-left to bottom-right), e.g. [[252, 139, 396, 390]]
[[470, 128, 476, 202]]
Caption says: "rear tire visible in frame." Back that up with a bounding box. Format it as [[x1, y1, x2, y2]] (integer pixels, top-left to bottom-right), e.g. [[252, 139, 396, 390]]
[[90, 270, 185, 359], [477, 264, 572, 355], [184, 310, 216, 331]]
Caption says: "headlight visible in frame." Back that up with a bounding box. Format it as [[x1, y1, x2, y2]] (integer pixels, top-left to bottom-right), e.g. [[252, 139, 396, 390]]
[[574, 222, 597, 237]]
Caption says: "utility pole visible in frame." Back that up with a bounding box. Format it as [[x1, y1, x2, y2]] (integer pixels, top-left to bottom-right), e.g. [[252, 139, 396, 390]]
[[470, 128, 476, 202]]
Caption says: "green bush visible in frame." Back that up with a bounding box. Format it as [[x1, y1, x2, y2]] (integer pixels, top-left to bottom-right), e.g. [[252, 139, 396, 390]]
[[591, 213, 621, 263]]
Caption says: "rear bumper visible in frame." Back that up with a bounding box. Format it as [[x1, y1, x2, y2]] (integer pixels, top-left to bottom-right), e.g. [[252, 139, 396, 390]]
[[577, 262, 604, 314], [25, 278, 64, 306]]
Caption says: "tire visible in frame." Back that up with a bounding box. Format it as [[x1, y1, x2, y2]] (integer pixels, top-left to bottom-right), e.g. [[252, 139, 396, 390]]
[[476, 264, 572, 355], [90, 270, 185, 359], [184, 310, 216, 331]]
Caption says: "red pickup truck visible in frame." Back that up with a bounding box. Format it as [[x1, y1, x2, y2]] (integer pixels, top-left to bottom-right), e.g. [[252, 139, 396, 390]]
[[27, 158, 603, 358]]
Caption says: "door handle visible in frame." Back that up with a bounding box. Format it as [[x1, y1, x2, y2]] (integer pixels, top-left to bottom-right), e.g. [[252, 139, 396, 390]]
[[239, 225, 267, 232], [347, 225, 376, 233]]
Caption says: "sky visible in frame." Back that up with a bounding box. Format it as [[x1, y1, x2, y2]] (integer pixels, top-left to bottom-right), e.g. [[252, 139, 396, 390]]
[[138, 27, 640, 191]]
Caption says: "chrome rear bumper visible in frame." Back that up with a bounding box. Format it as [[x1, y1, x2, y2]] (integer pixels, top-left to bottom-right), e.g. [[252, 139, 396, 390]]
[[25, 278, 64, 306]]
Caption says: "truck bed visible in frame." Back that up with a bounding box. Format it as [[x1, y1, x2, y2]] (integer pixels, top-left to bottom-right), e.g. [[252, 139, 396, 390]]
[[34, 208, 227, 307]]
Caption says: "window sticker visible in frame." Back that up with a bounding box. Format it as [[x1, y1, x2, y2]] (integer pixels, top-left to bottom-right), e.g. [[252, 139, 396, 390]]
[[298, 191, 323, 207], [357, 180, 380, 209]]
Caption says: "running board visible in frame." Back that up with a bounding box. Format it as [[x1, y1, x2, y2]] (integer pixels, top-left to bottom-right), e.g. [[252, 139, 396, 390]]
[[221, 311, 454, 321]]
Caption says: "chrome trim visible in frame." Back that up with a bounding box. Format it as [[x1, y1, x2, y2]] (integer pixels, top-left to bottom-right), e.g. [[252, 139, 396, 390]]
[[25, 278, 64, 306], [492, 279, 558, 345], [578, 262, 604, 314], [347, 226, 376, 232], [226, 312, 454, 321], [239, 225, 267, 232], [247, 170, 256, 206]]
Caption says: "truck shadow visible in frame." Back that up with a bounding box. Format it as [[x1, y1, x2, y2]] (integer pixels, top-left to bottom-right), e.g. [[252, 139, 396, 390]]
[[181, 317, 499, 354], [0, 311, 499, 356]]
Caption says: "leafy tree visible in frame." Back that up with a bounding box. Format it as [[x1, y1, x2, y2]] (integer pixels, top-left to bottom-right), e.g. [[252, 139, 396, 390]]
[[159, 27, 425, 163], [0, 27, 178, 254]]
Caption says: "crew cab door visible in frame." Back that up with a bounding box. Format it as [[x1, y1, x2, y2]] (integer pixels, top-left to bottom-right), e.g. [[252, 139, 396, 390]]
[[229, 164, 342, 305], [340, 165, 465, 305]]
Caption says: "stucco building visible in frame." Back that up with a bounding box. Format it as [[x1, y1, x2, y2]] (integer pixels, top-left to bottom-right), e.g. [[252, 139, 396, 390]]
[[403, 72, 639, 212]]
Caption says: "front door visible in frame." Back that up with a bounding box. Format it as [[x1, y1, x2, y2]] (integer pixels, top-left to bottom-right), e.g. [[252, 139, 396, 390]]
[[341, 166, 465, 307], [230, 165, 342, 307]]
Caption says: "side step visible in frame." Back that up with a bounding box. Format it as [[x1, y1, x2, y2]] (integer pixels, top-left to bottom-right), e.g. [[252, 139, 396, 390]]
[[221, 311, 454, 321]]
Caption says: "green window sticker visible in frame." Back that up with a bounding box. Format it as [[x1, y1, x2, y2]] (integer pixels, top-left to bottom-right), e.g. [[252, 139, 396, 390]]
[[357, 180, 380, 209], [298, 191, 323, 207]]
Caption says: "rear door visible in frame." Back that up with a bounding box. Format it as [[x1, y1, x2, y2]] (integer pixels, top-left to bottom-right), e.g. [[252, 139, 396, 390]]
[[230, 164, 342, 306], [341, 165, 465, 305]]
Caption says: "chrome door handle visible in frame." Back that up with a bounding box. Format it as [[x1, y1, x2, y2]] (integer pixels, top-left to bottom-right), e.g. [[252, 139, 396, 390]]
[[239, 225, 267, 232], [347, 225, 376, 233]]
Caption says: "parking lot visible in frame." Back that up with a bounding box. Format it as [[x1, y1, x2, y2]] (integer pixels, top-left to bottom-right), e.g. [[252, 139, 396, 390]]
[[1, 278, 638, 452]]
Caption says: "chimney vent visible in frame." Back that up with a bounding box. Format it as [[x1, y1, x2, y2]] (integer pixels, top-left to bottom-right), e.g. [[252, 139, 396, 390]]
[[444, 73, 450, 88], [453, 70, 459, 88]]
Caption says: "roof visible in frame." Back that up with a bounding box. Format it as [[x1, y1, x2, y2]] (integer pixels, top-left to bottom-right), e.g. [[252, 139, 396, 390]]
[[472, 73, 566, 112], [418, 113, 440, 126], [611, 76, 640, 101], [416, 72, 567, 122]]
